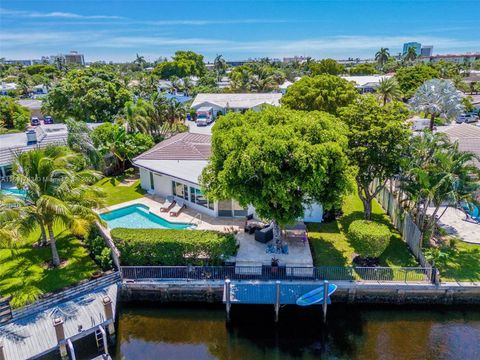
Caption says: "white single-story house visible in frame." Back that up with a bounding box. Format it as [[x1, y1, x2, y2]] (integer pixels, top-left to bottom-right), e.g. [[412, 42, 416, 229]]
[[0, 82, 17, 95], [341, 75, 393, 93], [191, 93, 283, 118], [134, 132, 323, 222], [278, 80, 293, 94]]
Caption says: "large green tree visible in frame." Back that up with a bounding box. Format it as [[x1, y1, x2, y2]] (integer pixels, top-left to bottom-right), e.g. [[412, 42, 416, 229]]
[[42, 67, 132, 122], [375, 48, 390, 68], [201, 106, 354, 242], [153, 51, 206, 79], [340, 95, 411, 219], [281, 75, 358, 115], [0, 97, 30, 130], [309, 58, 344, 76], [395, 65, 439, 98]]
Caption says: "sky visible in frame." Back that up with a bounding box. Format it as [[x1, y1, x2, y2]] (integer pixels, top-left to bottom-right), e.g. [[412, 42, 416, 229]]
[[1, 0, 479, 63]]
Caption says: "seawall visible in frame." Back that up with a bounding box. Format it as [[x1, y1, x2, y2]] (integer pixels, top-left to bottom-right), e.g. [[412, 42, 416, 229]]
[[120, 280, 480, 305]]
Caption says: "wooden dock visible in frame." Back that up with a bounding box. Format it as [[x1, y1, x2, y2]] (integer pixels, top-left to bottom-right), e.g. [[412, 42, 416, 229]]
[[0, 273, 120, 360]]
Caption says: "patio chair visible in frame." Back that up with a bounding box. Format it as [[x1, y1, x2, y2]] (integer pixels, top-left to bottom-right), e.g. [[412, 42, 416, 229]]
[[255, 225, 273, 243], [169, 200, 185, 217], [160, 196, 175, 212]]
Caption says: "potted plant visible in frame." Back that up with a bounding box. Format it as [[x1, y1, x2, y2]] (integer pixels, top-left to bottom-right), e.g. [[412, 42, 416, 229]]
[[271, 257, 279, 273]]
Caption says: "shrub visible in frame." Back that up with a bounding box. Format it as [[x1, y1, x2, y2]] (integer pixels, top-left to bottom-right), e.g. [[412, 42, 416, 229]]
[[111, 228, 238, 265], [84, 225, 114, 271], [347, 220, 391, 258]]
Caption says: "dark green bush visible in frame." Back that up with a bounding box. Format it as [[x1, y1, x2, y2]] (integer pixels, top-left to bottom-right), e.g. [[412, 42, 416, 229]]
[[84, 225, 114, 271], [111, 228, 238, 265], [347, 220, 391, 258]]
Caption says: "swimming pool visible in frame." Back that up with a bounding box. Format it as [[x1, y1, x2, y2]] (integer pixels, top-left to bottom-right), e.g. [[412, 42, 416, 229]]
[[100, 204, 193, 230], [0, 186, 28, 199]]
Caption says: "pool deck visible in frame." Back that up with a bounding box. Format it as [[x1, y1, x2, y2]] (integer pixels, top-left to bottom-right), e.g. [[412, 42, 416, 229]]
[[98, 196, 313, 267], [98, 195, 244, 232]]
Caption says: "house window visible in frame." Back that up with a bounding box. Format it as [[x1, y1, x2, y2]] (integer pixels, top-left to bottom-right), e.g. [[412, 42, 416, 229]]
[[218, 200, 247, 217], [190, 187, 214, 210], [172, 181, 188, 200]]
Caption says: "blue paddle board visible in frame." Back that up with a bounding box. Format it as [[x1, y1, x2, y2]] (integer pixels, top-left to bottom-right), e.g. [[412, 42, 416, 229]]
[[296, 284, 338, 306]]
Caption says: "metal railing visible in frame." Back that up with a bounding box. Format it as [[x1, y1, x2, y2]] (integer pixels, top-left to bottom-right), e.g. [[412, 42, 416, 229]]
[[120, 265, 433, 283]]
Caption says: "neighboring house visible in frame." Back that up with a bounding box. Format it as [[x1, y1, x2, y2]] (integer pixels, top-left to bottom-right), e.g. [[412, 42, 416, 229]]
[[0, 123, 100, 179], [134, 132, 323, 222], [16, 99, 44, 119], [32, 84, 48, 97], [0, 82, 17, 95], [0, 124, 67, 179], [163, 93, 192, 104], [437, 123, 480, 169], [191, 93, 282, 118], [341, 75, 393, 93], [278, 80, 293, 94], [216, 76, 231, 89], [157, 80, 173, 93]]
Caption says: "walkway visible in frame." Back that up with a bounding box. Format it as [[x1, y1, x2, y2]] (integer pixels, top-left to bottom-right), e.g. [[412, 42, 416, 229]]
[[0, 273, 120, 360], [428, 206, 480, 244]]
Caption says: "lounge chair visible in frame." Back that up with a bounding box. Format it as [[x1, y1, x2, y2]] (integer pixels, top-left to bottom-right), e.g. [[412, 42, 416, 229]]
[[255, 225, 274, 243], [160, 196, 175, 212], [169, 200, 185, 217]]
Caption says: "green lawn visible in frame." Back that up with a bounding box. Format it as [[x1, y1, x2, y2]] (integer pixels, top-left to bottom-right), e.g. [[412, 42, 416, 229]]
[[96, 176, 145, 206], [308, 193, 417, 268], [0, 224, 99, 308], [432, 241, 480, 282]]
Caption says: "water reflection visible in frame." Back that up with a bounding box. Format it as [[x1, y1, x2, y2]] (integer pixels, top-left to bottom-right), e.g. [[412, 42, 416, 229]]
[[114, 303, 480, 360]]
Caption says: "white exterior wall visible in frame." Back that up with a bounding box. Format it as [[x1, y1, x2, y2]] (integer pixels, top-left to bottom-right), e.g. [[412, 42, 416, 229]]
[[303, 203, 324, 223], [139, 167, 151, 190], [153, 173, 172, 195]]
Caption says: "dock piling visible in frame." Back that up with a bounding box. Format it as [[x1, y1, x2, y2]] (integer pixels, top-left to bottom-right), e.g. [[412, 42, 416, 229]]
[[225, 279, 231, 322], [0, 341, 5, 360], [322, 280, 329, 323], [274, 281, 281, 323]]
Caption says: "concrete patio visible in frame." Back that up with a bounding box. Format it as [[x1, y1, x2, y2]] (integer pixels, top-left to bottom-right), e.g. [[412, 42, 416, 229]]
[[428, 206, 480, 244], [99, 196, 314, 267]]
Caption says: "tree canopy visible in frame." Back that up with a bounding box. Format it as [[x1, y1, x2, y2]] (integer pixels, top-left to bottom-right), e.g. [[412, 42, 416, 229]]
[[349, 63, 378, 75], [281, 75, 358, 115], [309, 59, 345, 76], [0, 97, 30, 131], [395, 64, 439, 98], [201, 106, 354, 227], [153, 51, 206, 79], [42, 67, 132, 122], [340, 95, 411, 219]]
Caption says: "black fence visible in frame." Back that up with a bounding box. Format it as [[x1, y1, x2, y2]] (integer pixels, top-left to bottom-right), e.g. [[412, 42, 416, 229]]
[[121, 265, 433, 283]]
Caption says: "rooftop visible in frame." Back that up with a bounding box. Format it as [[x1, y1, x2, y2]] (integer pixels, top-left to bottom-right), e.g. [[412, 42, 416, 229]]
[[191, 93, 282, 109], [341, 75, 392, 87], [437, 123, 480, 168]]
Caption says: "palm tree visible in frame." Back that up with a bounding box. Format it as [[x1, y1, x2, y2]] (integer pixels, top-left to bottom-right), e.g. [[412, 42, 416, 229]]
[[375, 48, 390, 68], [8, 146, 104, 266], [121, 100, 151, 134], [133, 54, 147, 70], [213, 54, 227, 80], [410, 79, 464, 130], [404, 47, 418, 62], [165, 99, 187, 124], [376, 77, 402, 105], [400, 132, 479, 242]]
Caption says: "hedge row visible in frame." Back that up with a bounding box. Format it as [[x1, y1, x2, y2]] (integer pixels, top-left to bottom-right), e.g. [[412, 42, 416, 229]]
[[111, 228, 238, 266]]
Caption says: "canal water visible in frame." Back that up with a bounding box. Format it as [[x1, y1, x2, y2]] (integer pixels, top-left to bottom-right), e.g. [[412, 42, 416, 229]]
[[111, 303, 480, 360]]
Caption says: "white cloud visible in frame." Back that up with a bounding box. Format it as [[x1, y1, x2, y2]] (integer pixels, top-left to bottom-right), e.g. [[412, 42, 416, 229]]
[[0, 7, 123, 20]]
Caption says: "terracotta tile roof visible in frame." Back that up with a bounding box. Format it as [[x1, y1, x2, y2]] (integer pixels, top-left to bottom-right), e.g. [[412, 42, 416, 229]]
[[134, 132, 211, 161]]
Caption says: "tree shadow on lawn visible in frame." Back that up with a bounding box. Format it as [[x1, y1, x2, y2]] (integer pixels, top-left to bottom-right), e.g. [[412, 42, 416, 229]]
[[308, 221, 350, 267], [439, 245, 480, 282]]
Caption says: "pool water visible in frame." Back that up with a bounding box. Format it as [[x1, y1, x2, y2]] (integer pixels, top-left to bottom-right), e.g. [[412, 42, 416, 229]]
[[0, 186, 28, 198], [100, 204, 192, 230]]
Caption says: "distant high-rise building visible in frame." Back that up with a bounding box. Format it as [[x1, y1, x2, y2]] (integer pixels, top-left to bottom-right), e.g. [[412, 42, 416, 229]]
[[403, 42, 422, 56], [64, 51, 85, 66], [420, 46, 433, 57]]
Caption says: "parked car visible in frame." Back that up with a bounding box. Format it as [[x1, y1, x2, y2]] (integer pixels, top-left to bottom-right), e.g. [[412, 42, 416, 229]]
[[30, 117, 40, 126], [43, 116, 54, 124], [456, 113, 478, 124]]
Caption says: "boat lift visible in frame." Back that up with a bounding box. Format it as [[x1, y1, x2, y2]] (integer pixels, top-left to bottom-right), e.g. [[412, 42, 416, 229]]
[[223, 279, 337, 322]]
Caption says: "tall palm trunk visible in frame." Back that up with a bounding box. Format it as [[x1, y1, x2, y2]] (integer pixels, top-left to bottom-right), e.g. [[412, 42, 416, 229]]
[[47, 224, 61, 267], [429, 113, 436, 131], [39, 223, 48, 246]]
